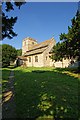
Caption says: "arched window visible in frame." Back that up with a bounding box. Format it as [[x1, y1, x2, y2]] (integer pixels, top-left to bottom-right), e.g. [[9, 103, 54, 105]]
[[32, 42, 34, 45], [29, 57, 31, 62], [46, 56, 47, 60], [35, 56, 38, 62]]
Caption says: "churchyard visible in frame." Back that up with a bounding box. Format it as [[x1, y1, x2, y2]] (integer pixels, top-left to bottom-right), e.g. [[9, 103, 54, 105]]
[[2, 67, 80, 119]]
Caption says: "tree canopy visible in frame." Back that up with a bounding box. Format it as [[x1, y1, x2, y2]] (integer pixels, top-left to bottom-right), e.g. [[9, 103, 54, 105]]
[[51, 8, 80, 72], [2, 44, 17, 67], [52, 10, 80, 62], [60, 11, 80, 59], [16, 49, 22, 56], [2, 1, 26, 40]]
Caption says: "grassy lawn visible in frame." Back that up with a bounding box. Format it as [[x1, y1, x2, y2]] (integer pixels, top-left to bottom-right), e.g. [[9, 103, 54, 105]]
[[2, 68, 11, 93], [2, 65, 13, 92], [14, 67, 79, 119]]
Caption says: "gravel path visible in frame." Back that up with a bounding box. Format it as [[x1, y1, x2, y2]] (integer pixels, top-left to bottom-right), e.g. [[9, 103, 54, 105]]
[[2, 70, 17, 119]]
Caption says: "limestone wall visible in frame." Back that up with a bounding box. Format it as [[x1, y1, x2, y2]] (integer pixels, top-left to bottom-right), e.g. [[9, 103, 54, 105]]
[[43, 39, 56, 67], [22, 37, 71, 68], [26, 53, 44, 67], [22, 37, 37, 55], [50, 58, 70, 68]]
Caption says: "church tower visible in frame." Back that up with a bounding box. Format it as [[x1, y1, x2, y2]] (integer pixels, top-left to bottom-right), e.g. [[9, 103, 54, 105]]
[[22, 37, 37, 55]]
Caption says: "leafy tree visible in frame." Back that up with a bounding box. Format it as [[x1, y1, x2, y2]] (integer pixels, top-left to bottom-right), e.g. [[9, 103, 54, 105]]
[[60, 11, 80, 59], [51, 41, 68, 61], [2, 44, 17, 67], [2, 1, 26, 40], [16, 49, 22, 56], [0, 45, 2, 67], [51, 9, 80, 71], [60, 10, 80, 70]]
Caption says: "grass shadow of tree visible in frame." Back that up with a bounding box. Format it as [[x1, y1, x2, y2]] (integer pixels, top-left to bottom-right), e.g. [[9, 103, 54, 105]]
[[2, 68, 11, 93], [14, 67, 79, 119], [2, 68, 16, 119]]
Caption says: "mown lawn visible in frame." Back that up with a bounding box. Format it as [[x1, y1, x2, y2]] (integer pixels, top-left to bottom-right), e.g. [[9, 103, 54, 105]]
[[2, 68, 11, 93], [14, 67, 79, 119]]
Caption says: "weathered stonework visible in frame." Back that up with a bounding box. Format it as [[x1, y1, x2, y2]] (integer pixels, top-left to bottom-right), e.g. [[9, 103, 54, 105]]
[[22, 37, 37, 55], [22, 37, 70, 68]]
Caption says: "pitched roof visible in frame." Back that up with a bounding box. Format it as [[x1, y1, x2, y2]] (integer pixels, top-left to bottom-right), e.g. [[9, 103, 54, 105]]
[[28, 39, 52, 51], [24, 47, 47, 56], [24, 38, 55, 56]]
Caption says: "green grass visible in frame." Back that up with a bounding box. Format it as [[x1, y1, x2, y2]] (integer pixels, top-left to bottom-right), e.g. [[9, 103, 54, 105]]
[[14, 67, 79, 119], [2, 68, 11, 92]]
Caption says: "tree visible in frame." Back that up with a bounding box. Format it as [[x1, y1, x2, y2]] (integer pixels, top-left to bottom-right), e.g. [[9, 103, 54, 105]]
[[60, 11, 80, 58], [2, 44, 17, 67], [60, 10, 80, 71], [51, 41, 68, 61], [51, 9, 80, 72], [16, 49, 22, 56], [2, 1, 26, 40]]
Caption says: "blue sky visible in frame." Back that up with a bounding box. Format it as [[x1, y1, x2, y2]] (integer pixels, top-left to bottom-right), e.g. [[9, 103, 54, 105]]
[[2, 2, 78, 49]]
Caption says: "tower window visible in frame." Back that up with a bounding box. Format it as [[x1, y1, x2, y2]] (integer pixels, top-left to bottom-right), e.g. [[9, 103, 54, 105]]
[[35, 56, 38, 62], [29, 57, 31, 62]]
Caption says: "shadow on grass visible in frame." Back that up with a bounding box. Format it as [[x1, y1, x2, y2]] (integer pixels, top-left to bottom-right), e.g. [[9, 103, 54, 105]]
[[2, 68, 17, 119], [13, 67, 79, 119], [32, 70, 46, 73], [2, 68, 11, 93], [55, 67, 79, 74]]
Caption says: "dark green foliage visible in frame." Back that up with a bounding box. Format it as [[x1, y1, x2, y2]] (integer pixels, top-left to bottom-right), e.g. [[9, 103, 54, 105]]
[[2, 2, 26, 40], [2, 12, 17, 39], [14, 67, 79, 119], [2, 44, 17, 67], [16, 49, 22, 56], [51, 10, 80, 66], [0, 44, 2, 66], [14, 2, 26, 9], [60, 10, 80, 59], [51, 42, 68, 61]]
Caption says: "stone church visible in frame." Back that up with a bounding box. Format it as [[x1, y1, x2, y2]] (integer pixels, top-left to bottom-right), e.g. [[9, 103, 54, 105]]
[[22, 37, 70, 68]]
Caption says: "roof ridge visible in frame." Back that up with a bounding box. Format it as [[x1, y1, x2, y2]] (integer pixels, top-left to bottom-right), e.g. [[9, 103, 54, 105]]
[[26, 38, 54, 52], [23, 37, 37, 42]]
